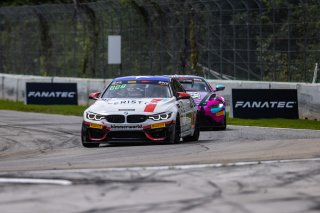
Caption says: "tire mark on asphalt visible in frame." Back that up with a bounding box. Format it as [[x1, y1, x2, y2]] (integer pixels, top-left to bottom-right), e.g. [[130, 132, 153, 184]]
[[0, 137, 26, 153], [0, 123, 81, 137], [297, 193, 320, 212], [275, 168, 320, 187], [77, 197, 211, 213], [0, 122, 80, 160], [194, 141, 210, 151]]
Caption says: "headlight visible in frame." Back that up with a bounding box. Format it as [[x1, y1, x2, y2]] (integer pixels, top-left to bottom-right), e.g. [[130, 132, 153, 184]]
[[86, 112, 105, 121], [148, 112, 172, 121], [209, 103, 224, 108]]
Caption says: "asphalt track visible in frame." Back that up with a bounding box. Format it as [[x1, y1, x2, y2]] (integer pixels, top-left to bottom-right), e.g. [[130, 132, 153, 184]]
[[0, 110, 320, 213]]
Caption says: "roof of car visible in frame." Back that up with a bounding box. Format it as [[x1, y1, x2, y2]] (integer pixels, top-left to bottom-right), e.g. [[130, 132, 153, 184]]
[[171, 75, 205, 81], [113, 76, 171, 82]]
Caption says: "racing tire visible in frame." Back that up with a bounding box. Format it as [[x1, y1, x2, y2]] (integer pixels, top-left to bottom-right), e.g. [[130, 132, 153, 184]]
[[82, 142, 100, 148], [183, 116, 200, 142], [81, 128, 100, 148], [168, 116, 181, 144], [217, 114, 227, 130]]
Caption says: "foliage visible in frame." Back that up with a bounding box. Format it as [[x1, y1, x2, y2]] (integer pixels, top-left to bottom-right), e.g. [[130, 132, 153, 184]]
[[0, 0, 320, 82], [254, 0, 320, 82], [0, 0, 73, 6]]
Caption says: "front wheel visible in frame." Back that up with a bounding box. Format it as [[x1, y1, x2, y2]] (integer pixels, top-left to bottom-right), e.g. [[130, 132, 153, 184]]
[[81, 127, 100, 148], [82, 142, 100, 148], [216, 114, 227, 130], [168, 117, 181, 144]]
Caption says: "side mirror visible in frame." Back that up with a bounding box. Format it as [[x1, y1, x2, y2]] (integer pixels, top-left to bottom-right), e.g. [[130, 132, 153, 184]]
[[177, 92, 191, 100], [215, 84, 225, 92], [89, 92, 101, 100]]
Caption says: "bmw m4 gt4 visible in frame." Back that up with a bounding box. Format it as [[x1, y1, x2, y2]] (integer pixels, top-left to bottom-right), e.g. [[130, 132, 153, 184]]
[[81, 76, 199, 147]]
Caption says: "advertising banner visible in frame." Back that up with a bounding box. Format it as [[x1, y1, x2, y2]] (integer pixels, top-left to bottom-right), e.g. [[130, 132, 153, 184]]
[[26, 82, 78, 105], [232, 89, 298, 119]]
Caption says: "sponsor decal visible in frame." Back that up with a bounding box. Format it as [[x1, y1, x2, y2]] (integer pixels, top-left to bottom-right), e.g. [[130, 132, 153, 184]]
[[26, 82, 78, 105], [144, 120, 175, 130], [27, 91, 76, 98], [215, 110, 225, 117], [106, 100, 144, 105], [110, 124, 143, 129], [191, 113, 196, 128], [234, 101, 296, 109], [90, 123, 103, 129], [111, 81, 122, 85], [188, 92, 200, 99], [151, 123, 166, 129], [193, 78, 204, 82], [158, 81, 169, 86], [232, 89, 298, 119], [119, 100, 143, 104], [109, 84, 127, 90]]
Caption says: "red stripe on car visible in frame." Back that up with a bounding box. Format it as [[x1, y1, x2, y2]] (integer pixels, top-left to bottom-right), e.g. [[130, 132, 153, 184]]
[[144, 104, 157, 112], [144, 98, 162, 112]]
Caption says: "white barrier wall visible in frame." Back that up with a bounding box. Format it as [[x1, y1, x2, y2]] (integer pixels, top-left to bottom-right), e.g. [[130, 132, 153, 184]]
[[0, 74, 111, 106], [0, 73, 319, 120]]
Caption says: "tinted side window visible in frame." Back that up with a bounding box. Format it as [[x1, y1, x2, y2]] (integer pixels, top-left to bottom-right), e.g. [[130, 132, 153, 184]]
[[206, 81, 214, 92], [172, 79, 185, 94]]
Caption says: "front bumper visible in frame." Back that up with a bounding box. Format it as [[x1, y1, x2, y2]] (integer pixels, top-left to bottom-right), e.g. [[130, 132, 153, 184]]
[[198, 106, 226, 130], [82, 121, 175, 144]]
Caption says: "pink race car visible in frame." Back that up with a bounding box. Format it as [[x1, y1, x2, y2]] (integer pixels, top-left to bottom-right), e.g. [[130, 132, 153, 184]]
[[175, 75, 227, 130]]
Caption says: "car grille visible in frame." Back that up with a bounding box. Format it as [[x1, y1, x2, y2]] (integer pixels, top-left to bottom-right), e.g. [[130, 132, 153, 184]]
[[105, 115, 125, 123], [127, 115, 147, 123], [88, 129, 105, 139]]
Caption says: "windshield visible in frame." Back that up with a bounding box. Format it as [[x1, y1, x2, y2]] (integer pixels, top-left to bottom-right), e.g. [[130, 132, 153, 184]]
[[180, 81, 209, 92], [102, 81, 171, 98]]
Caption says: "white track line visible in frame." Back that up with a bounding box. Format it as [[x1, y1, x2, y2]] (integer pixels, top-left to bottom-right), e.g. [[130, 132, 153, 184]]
[[228, 124, 320, 131], [0, 178, 72, 185], [29, 157, 320, 174]]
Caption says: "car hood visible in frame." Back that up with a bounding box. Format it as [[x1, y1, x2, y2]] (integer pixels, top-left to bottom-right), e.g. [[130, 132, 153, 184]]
[[187, 91, 209, 105], [87, 97, 177, 115]]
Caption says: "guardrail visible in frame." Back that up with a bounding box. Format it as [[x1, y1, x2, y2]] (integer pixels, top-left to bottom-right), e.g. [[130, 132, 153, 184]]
[[1, 73, 319, 120]]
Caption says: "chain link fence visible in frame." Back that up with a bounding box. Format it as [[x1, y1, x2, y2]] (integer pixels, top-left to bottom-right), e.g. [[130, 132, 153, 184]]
[[0, 0, 319, 82]]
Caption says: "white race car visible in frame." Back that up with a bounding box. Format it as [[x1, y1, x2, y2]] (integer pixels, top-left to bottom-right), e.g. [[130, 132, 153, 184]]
[[81, 76, 200, 147]]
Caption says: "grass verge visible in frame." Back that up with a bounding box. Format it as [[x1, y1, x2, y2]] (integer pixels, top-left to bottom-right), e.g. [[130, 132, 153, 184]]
[[0, 100, 319, 130], [228, 115, 320, 130], [0, 100, 87, 116]]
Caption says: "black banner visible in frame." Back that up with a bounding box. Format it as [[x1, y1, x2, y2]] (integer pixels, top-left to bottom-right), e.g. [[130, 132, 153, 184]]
[[232, 89, 298, 119], [26, 82, 78, 105]]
